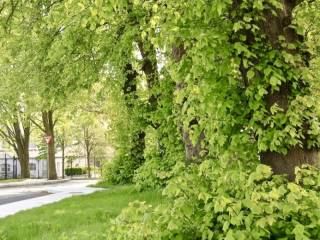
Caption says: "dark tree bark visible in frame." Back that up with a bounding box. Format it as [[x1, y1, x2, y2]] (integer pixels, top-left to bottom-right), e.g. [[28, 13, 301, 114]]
[[122, 63, 146, 166], [61, 138, 65, 179], [0, 118, 31, 178], [138, 41, 158, 111], [233, 0, 318, 179], [261, 0, 318, 179], [42, 110, 57, 180], [83, 126, 93, 178], [13, 121, 30, 178], [123, 63, 138, 106], [86, 149, 91, 178], [172, 44, 207, 164]]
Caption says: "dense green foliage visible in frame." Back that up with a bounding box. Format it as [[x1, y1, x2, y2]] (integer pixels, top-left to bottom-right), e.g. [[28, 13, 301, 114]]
[[95, 0, 320, 187], [110, 164, 320, 240], [1, 0, 320, 239], [64, 168, 86, 176]]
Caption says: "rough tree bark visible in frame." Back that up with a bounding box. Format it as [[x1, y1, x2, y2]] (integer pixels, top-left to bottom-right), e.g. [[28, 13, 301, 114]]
[[42, 110, 57, 180], [122, 63, 146, 165], [172, 45, 206, 164], [13, 121, 30, 178], [260, 0, 318, 179], [0, 118, 31, 178], [233, 0, 318, 179], [138, 41, 158, 111]]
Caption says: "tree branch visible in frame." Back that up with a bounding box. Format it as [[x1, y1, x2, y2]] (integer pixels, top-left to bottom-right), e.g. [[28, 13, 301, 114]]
[[30, 118, 46, 132]]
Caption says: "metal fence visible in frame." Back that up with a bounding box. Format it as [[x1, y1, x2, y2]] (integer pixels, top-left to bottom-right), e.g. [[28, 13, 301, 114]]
[[0, 156, 48, 179], [0, 155, 18, 179]]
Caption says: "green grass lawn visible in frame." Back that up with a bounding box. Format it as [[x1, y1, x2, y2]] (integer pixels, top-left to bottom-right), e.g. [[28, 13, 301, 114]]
[[0, 179, 24, 183], [0, 185, 163, 240]]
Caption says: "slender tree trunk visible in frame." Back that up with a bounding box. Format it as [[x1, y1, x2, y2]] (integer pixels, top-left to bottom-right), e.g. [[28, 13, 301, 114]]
[[172, 45, 206, 164], [83, 126, 94, 178], [42, 110, 57, 180], [138, 41, 158, 111], [86, 149, 91, 178], [61, 139, 65, 179], [83, 127, 92, 178], [93, 156, 96, 178]]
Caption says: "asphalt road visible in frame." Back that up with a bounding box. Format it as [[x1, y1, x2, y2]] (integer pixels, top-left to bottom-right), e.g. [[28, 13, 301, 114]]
[[0, 191, 51, 205], [0, 179, 102, 218]]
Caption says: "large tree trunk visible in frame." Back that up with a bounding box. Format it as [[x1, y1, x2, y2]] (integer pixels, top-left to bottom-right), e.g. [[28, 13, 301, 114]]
[[123, 63, 147, 166], [16, 146, 30, 178], [19, 156, 29, 178], [233, 0, 318, 179], [261, 147, 318, 180], [13, 121, 30, 178], [261, 0, 318, 179], [42, 110, 57, 180]]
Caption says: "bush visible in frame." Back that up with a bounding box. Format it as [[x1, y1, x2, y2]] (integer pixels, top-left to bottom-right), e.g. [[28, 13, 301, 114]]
[[0, 230, 7, 240], [103, 156, 137, 184], [133, 125, 185, 191], [65, 168, 85, 176], [109, 162, 320, 239], [133, 159, 173, 191]]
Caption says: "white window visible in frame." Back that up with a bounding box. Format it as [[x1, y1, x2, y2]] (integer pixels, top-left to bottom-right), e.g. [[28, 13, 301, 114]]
[[0, 164, 10, 172], [29, 163, 36, 171]]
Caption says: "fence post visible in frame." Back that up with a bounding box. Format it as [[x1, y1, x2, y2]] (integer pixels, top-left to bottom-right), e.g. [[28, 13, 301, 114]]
[[4, 153, 7, 179], [14, 156, 17, 179], [13, 156, 15, 178]]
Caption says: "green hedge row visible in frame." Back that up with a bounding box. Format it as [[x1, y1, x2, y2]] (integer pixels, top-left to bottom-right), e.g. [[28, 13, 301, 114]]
[[65, 168, 87, 176]]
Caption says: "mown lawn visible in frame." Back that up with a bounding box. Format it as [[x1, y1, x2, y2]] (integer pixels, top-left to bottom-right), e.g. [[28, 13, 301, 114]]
[[0, 179, 24, 183], [0, 185, 163, 240]]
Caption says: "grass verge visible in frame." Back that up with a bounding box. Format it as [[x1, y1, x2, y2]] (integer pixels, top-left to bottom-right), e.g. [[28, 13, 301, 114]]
[[0, 179, 24, 183], [0, 185, 163, 240]]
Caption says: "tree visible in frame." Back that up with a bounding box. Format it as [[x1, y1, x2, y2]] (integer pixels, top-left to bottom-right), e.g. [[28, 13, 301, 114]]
[[0, 105, 31, 178], [0, 0, 104, 179], [71, 95, 110, 179], [135, 0, 320, 179], [1, 0, 319, 185], [230, 0, 320, 178], [55, 116, 73, 179]]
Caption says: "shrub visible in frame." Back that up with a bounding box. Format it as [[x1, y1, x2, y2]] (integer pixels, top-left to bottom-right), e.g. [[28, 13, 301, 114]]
[[0, 230, 7, 240], [133, 125, 185, 191], [102, 154, 138, 184], [133, 159, 173, 191], [65, 168, 85, 176], [102, 160, 126, 184], [109, 161, 320, 239]]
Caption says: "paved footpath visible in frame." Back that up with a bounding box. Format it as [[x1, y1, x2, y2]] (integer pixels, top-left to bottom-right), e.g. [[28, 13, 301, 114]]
[[0, 178, 70, 188], [0, 179, 103, 218]]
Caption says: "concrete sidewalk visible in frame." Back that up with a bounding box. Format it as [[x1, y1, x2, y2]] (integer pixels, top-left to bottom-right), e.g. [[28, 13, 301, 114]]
[[0, 179, 103, 218], [0, 178, 70, 189]]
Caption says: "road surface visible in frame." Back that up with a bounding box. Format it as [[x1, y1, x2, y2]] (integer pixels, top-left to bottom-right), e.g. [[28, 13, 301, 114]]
[[0, 179, 102, 218]]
